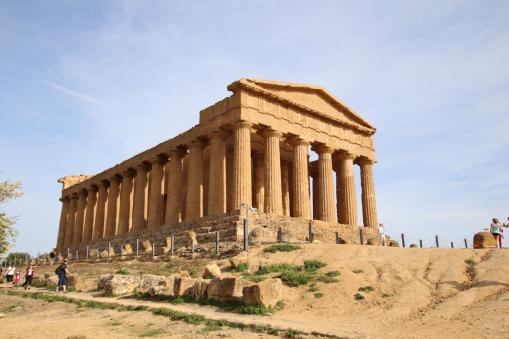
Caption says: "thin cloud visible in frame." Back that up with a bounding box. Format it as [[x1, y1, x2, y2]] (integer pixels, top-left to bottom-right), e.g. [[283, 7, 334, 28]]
[[44, 81, 105, 107]]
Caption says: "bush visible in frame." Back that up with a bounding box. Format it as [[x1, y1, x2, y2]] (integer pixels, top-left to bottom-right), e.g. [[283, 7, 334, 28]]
[[352, 269, 363, 274], [303, 260, 326, 272], [325, 271, 340, 277], [358, 286, 374, 292], [240, 304, 272, 315], [233, 262, 249, 272], [313, 292, 324, 299], [263, 244, 300, 253], [317, 275, 339, 283], [464, 258, 475, 265], [116, 267, 129, 275], [279, 270, 314, 286], [256, 263, 298, 275], [241, 273, 267, 283], [354, 293, 365, 300]]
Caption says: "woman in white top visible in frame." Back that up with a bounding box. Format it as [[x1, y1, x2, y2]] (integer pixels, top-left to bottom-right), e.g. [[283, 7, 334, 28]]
[[378, 223, 386, 246], [490, 218, 503, 249], [6, 265, 15, 283]]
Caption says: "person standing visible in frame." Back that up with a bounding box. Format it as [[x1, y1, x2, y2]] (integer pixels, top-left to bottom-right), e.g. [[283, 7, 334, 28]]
[[24, 263, 35, 290], [378, 223, 386, 246], [55, 260, 73, 293], [490, 218, 503, 249], [13, 271, 21, 287], [6, 264, 15, 283]]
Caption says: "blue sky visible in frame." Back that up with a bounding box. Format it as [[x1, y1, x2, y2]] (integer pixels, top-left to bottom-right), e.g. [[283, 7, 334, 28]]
[[1, 1, 508, 255]]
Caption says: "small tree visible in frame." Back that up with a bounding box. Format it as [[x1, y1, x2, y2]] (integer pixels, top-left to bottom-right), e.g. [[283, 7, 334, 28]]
[[6, 252, 32, 265], [0, 179, 23, 255]]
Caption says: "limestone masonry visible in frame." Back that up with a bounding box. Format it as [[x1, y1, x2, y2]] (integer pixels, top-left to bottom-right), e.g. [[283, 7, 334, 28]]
[[55, 79, 380, 253]]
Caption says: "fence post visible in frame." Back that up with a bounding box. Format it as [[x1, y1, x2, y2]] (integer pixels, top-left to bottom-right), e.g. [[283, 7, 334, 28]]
[[401, 233, 406, 248], [86, 245, 89, 260], [435, 235, 439, 248], [215, 231, 220, 255], [171, 235, 175, 256], [450, 242, 454, 248], [120, 244, 124, 257], [243, 218, 249, 251], [359, 228, 364, 245], [464, 238, 468, 248], [191, 240, 195, 255], [108, 242, 111, 261], [96, 248, 99, 259], [277, 227, 282, 243], [308, 222, 313, 243], [335, 232, 339, 244], [67, 248, 70, 259], [136, 238, 139, 256], [152, 242, 156, 258], [419, 239, 423, 248]]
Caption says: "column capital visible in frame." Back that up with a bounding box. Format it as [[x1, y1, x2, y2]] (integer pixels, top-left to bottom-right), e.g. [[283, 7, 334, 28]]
[[261, 128, 283, 139], [109, 174, 122, 183], [59, 196, 69, 203], [100, 179, 110, 188], [335, 151, 357, 161], [136, 162, 151, 172], [312, 144, 334, 154], [187, 139, 205, 150], [79, 188, 88, 197], [286, 136, 310, 147], [149, 154, 168, 165], [122, 168, 136, 177], [209, 129, 230, 141], [355, 157, 377, 166], [168, 148, 186, 159], [87, 184, 99, 193], [231, 121, 252, 130]]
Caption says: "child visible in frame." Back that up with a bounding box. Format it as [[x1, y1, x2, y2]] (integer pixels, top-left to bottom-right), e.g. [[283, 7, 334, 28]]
[[14, 271, 21, 287]]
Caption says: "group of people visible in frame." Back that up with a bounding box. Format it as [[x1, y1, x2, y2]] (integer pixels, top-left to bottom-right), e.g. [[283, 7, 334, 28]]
[[1, 263, 35, 289], [490, 217, 509, 249]]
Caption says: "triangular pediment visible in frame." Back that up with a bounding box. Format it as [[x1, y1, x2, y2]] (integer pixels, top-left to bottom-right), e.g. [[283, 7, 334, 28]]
[[232, 78, 375, 131]]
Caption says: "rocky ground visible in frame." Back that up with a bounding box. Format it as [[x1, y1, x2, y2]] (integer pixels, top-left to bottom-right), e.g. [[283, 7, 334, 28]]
[[1, 244, 508, 338]]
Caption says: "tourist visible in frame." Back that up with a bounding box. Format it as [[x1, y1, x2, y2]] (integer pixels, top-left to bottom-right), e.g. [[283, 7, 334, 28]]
[[378, 223, 386, 246], [490, 218, 503, 249], [13, 271, 21, 287], [6, 264, 15, 283], [55, 260, 73, 293], [24, 263, 35, 290], [49, 249, 56, 265]]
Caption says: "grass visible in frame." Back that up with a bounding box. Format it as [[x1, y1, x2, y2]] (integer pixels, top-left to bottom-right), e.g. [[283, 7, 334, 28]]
[[465, 258, 476, 265], [241, 273, 268, 283], [116, 267, 130, 275], [139, 329, 165, 337], [303, 260, 326, 271], [279, 270, 314, 287], [201, 319, 227, 332], [325, 271, 340, 277], [31, 280, 47, 288], [307, 284, 319, 293], [358, 286, 374, 292], [233, 262, 249, 272], [263, 244, 301, 253], [240, 304, 273, 315], [313, 292, 324, 299], [256, 263, 299, 275], [382, 293, 391, 298], [285, 329, 300, 338], [317, 274, 340, 283], [352, 269, 364, 274], [354, 293, 365, 300]]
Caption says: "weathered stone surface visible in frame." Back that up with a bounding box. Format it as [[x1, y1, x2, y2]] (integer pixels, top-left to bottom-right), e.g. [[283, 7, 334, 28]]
[[103, 274, 141, 296], [46, 275, 59, 288], [202, 263, 222, 279], [389, 240, 399, 247], [242, 278, 283, 308], [148, 285, 172, 297], [229, 252, 248, 269], [122, 243, 133, 256], [473, 232, 497, 249], [173, 277, 196, 296], [98, 274, 114, 290], [207, 276, 253, 301], [192, 279, 210, 300], [139, 274, 170, 293], [409, 244, 418, 248], [141, 240, 152, 253], [68, 274, 98, 292]]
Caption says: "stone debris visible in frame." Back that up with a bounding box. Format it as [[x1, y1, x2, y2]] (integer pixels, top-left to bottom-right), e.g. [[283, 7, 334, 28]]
[[473, 232, 497, 249], [202, 262, 222, 279], [207, 276, 253, 301], [103, 274, 141, 296], [173, 276, 197, 296], [243, 278, 283, 308]]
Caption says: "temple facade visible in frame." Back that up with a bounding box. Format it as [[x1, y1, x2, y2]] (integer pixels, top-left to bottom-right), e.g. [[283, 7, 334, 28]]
[[55, 79, 380, 252]]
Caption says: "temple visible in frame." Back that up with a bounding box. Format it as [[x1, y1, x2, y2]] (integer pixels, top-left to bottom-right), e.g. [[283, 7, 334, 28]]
[[55, 79, 381, 253]]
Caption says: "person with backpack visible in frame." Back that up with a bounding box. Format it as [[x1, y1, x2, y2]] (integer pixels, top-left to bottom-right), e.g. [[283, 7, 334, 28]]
[[6, 264, 15, 283], [24, 263, 35, 290], [55, 260, 72, 293]]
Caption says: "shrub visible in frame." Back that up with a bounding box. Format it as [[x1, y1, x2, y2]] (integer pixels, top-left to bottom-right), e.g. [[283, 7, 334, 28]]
[[317, 275, 339, 283], [285, 329, 299, 338], [465, 258, 475, 265], [256, 263, 298, 275], [116, 267, 129, 275], [313, 292, 324, 299], [352, 269, 363, 274], [307, 285, 319, 293], [358, 286, 374, 292], [263, 244, 300, 253], [354, 293, 365, 300], [279, 270, 314, 286], [325, 271, 340, 277], [241, 273, 267, 283], [303, 260, 326, 272], [240, 304, 272, 315], [382, 293, 391, 298], [233, 262, 249, 272]]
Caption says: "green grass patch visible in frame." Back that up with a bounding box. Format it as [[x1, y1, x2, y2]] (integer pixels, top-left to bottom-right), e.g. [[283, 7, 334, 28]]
[[139, 329, 165, 337], [240, 304, 273, 315], [354, 293, 365, 300], [303, 260, 326, 272], [352, 269, 364, 274], [256, 263, 299, 275], [285, 329, 300, 338], [233, 262, 249, 272], [279, 270, 314, 287], [31, 279, 47, 288], [317, 275, 339, 283], [325, 271, 340, 277], [382, 293, 391, 298], [313, 292, 324, 299], [241, 273, 268, 283], [358, 286, 374, 292], [116, 267, 129, 275], [202, 319, 227, 332], [263, 244, 300, 253], [465, 258, 475, 265], [307, 284, 319, 293]]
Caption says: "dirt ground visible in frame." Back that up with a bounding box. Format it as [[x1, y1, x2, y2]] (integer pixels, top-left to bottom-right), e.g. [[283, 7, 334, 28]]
[[3, 244, 509, 338]]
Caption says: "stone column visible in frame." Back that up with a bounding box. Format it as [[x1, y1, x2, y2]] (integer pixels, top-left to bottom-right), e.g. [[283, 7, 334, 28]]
[[252, 152, 265, 212], [358, 158, 378, 228], [281, 160, 290, 216], [147, 156, 166, 229], [132, 163, 149, 232], [185, 141, 204, 220], [315, 146, 336, 222], [56, 197, 69, 250], [232, 122, 252, 209], [93, 180, 108, 240], [118, 169, 134, 234], [291, 139, 311, 219], [72, 189, 87, 245], [105, 175, 121, 238], [165, 150, 184, 225], [82, 185, 98, 243], [263, 129, 283, 215], [208, 131, 228, 216], [336, 152, 358, 225], [64, 194, 77, 248]]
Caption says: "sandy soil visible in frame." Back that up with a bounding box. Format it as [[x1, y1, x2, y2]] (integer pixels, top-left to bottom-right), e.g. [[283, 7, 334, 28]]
[[4, 244, 509, 338]]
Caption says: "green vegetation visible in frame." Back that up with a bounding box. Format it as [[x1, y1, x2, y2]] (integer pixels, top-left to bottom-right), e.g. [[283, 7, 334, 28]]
[[116, 267, 129, 275], [201, 319, 227, 332], [358, 286, 374, 292], [303, 260, 326, 271], [233, 262, 249, 272], [280, 270, 314, 286], [382, 293, 391, 298], [241, 273, 267, 283], [313, 292, 324, 299], [0, 178, 23, 255], [240, 304, 273, 315], [263, 243, 300, 253], [285, 329, 299, 338], [31, 279, 47, 288], [465, 258, 476, 265], [325, 271, 340, 277], [139, 329, 165, 337], [354, 293, 365, 300], [317, 274, 340, 283], [257, 263, 298, 275], [352, 269, 364, 274], [307, 284, 319, 293]]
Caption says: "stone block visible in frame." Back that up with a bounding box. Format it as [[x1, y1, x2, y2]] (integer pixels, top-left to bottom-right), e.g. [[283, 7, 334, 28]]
[[98, 274, 114, 290], [141, 240, 152, 254], [103, 274, 142, 296], [473, 232, 497, 249], [173, 277, 196, 296], [389, 240, 399, 247], [139, 274, 170, 293], [207, 276, 253, 301], [202, 263, 222, 279], [192, 279, 210, 300], [242, 278, 283, 308], [122, 243, 133, 256]]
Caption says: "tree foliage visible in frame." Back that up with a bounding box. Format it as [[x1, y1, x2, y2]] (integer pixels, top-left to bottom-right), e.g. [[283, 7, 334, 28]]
[[0, 179, 23, 255], [5, 252, 31, 264]]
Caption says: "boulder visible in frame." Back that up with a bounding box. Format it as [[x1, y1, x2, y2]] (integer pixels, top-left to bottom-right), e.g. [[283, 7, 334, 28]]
[[89, 249, 98, 259], [67, 274, 98, 292], [192, 279, 210, 300], [165, 271, 191, 297], [186, 231, 198, 247], [389, 240, 399, 247], [148, 286, 172, 297], [409, 244, 418, 248], [141, 240, 152, 254], [207, 276, 253, 301], [98, 274, 114, 290], [473, 232, 497, 249], [103, 274, 141, 296], [173, 277, 196, 297], [45, 276, 59, 289], [139, 274, 170, 293], [122, 243, 133, 256], [243, 278, 283, 308], [202, 263, 222, 279]]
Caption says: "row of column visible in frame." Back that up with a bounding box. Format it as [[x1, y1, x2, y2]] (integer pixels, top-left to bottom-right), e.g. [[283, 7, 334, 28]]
[[56, 122, 378, 249]]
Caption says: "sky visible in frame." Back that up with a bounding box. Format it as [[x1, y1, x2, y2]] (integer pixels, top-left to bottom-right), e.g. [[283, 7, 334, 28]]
[[1, 0, 508, 255]]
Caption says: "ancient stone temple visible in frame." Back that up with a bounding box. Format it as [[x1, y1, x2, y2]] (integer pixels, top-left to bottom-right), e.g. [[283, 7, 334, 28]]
[[55, 79, 380, 253]]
